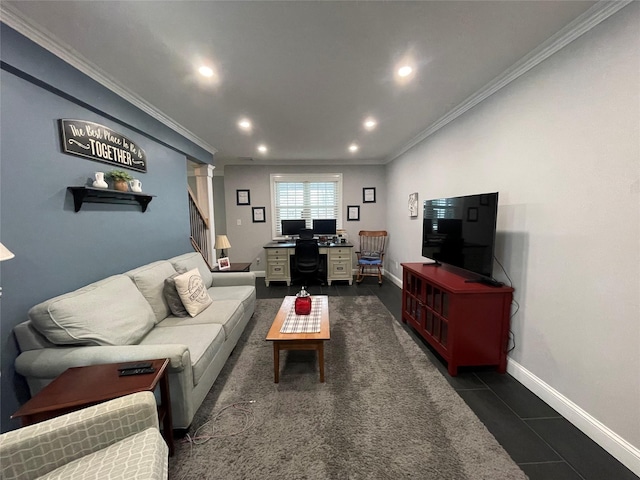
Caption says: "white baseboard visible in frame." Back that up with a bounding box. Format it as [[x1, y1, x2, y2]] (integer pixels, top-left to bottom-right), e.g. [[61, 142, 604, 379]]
[[507, 359, 640, 477], [386, 271, 403, 288]]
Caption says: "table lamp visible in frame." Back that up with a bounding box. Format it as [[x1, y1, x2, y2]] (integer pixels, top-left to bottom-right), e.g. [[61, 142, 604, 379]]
[[0, 243, 15, 262], [214, 235, 231, 258], [0, 242, 15, 299]]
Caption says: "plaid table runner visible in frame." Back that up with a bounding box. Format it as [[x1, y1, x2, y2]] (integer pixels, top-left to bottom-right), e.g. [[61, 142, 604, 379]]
[[280, 299, 322, 333]]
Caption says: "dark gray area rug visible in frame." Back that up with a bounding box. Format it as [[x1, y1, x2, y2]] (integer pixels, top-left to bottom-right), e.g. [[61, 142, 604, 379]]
[[169, 296, 527, 480]]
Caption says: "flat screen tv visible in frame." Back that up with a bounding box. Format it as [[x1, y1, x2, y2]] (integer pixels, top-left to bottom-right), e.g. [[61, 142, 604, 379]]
[[422, 192, 499, 279], [281, 219, 306, 236], [312, 219, 337, 235]]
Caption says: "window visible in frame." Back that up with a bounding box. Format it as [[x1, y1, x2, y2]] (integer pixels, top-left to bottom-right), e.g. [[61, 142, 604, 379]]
[[270, 173, 342, 238]]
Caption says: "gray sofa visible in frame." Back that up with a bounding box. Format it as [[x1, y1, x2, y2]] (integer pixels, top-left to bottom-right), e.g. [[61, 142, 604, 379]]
[[13, 252, 256, 430]]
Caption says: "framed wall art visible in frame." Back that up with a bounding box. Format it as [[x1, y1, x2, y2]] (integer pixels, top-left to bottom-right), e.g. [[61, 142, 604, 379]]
[[363, 187, 376, 203], [236, 189, 250, 206], [252, 206, 266, 223], [408, 192, 418, 217], [347, 205, 360, 221]]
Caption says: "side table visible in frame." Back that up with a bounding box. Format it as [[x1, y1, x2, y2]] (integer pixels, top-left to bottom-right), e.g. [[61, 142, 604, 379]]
[[212, 262, 252, 272], [11, 358, 174, 456]]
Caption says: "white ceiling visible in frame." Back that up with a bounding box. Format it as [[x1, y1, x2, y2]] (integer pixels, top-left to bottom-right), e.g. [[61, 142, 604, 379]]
[[3, 1, 603, 168]]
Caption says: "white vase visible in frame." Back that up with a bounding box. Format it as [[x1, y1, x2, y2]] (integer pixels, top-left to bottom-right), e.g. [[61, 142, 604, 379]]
[[129, 179, 142, 192], [92, 172, 108, 188]]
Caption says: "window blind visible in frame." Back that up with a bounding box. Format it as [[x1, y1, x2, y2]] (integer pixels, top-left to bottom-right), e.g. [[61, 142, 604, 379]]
[[271, 175, 341, 237]]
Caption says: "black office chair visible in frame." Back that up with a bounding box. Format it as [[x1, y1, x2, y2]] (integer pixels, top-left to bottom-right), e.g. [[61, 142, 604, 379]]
[[299, 228, 314, 240], [294, 236, 324, 286]]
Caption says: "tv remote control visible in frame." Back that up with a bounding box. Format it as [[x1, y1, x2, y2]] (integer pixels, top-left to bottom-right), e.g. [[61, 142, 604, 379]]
[[118, 362, 152, 371], [119, 367, 155, 376]]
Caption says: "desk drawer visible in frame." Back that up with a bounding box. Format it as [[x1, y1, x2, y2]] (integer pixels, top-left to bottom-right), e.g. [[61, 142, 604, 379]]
[[329, 261, 351, 278], [267, 262, 289, 278], [267, 255, 289, 262], [267, 248, 290, 257], [329, 253, 351, 261], [330, 247, 352, 255]]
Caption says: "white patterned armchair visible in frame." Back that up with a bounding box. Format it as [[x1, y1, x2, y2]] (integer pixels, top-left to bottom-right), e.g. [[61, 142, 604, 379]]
[[0, 392, 167, 480]]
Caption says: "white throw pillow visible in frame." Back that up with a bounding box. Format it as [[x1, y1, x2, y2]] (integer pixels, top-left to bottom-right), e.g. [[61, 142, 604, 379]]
[[173, 268, 213, 317]]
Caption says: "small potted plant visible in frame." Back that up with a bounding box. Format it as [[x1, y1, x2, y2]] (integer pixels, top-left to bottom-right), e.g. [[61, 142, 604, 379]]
[[106, 169, 133, 192]]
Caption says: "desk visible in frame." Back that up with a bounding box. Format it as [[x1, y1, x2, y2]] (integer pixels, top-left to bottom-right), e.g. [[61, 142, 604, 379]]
[[263, 242, 353, 286]]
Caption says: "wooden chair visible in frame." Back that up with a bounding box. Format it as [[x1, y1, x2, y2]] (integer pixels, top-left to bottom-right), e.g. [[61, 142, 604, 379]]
[[356, 230, 388, 285]]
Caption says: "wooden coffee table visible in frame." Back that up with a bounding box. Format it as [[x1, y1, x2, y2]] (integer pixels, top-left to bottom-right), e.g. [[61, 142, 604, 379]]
[[266, 295, 330, 383], [11, 358, 174, 455]]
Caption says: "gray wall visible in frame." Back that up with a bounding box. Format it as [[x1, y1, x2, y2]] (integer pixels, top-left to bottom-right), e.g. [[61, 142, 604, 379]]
[[0, 25, 210, 432], [223, 165, 386, 272], [386, 4, 639, 464]]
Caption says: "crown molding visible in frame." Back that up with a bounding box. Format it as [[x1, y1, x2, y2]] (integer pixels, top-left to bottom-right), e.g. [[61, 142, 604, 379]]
[[0, 3, 217, 156], [386, 0, 632, 164], [2, 1, 629, 164]]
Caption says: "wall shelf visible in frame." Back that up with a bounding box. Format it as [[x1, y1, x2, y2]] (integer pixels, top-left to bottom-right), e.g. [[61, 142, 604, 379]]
[[67, 186, 155, 212]]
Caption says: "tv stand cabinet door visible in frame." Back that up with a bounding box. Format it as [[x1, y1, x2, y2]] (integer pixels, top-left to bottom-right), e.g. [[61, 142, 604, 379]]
[[401, 263, 512, 376]]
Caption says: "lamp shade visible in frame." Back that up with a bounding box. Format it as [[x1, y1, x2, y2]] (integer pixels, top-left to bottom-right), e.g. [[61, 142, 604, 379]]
[[214, 235, 231, 250], [0, 243, 15, 261]]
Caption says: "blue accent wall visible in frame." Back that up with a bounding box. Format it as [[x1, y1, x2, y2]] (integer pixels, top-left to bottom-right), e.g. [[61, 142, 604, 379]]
[[0, 24, 211, 431]]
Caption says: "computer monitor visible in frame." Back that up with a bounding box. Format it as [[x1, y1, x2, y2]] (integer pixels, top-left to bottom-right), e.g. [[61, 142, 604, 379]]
[[281, 219, 306, 236], [312, 219, 337, 235]]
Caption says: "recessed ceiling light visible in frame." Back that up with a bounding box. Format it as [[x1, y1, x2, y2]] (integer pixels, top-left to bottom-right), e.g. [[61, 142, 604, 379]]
[[397, 65, 413, 77], [238, 119, 252, 131], [257, 144, 268, 154], [349, 144, 359, 153], [364, 118, 377, 131], [198, 66, 214, 77]]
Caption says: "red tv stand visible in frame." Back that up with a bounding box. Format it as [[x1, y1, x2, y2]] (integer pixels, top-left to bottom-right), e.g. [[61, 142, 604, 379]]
[[401, 263, 514, 376]]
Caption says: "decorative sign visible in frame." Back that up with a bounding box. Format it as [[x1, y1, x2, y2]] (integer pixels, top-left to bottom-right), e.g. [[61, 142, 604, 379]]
[[59, 119, 147, 173], [408, 192, 418, 217]]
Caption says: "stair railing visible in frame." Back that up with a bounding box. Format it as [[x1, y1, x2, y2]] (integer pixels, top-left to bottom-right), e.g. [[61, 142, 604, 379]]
[[187, 187, 214, 270]]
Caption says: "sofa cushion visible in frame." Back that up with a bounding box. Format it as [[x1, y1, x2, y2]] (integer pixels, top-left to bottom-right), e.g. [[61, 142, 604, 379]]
[[163, 274, 190, 318], [38, 428, 167, 480], [139, 324, 225, 386], [207, 285, 256, 314], [168, 252, 213, 288], [360, 250, 381, 260], [156, 299, 244, 338], [174, 268, 213, 317], [13, 320, 58, 351], [28, 275, 155, 346], [125, 261, 177, 323]]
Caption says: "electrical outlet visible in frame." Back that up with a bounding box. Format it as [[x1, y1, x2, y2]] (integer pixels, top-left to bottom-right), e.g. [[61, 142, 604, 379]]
[[256, 257, 260, 265], [237, 219, 241, 226], [395, 261, 399, 269]]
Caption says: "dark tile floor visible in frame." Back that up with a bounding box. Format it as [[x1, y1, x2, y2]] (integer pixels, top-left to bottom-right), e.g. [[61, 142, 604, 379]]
[[255, 278, 638, 480]]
